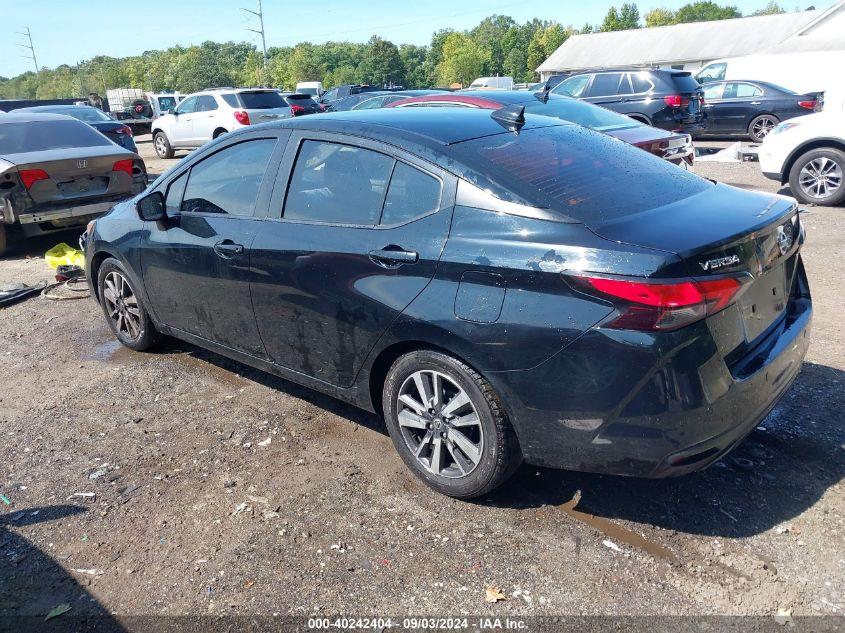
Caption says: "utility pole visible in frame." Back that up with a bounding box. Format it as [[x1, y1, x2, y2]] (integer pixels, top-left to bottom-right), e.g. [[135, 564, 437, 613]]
[[242, 0, 268, 84], [17, 26, 39, 75]]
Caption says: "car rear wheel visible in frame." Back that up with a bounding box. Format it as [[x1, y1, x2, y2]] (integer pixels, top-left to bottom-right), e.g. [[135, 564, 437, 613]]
[[153, 131, 174, 159], [382, 350, 521, 499], [748, 114, 779, 142], [788, 147, 845, 206], [0, 224, 7, 257], [97, 258, 158, 351]]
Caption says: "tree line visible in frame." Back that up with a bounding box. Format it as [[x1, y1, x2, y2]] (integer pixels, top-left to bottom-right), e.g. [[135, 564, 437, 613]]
[[0, 2, 788, 100]]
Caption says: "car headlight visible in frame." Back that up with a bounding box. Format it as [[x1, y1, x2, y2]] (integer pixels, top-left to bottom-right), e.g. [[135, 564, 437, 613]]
[[771, 121, 802, 136]]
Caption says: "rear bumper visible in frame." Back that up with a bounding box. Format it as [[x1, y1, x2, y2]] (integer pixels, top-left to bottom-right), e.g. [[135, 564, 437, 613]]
[[16, 199, 120, 226], [487, 270, 812, 478]]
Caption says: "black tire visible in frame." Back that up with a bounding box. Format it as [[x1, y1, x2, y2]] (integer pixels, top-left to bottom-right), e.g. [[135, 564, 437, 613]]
[[382, 350, 521, 499], [97, 258, 159, 352], [0, 223, 7, 258], [212, 128, 228, 139], [153, 131, 174, 159], [748, 114, 779, 143], [788, 147, 845, 207]]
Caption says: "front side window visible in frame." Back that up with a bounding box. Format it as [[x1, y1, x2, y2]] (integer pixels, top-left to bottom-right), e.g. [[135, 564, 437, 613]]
[[284, 140, 394, 225], [352, 96, 387, 110], [552, 74, 590, 98], [181, 139, 276, 216], [165, 172, 188, 215], [381, 162, 442, 225], [175, 96, 197, 114]]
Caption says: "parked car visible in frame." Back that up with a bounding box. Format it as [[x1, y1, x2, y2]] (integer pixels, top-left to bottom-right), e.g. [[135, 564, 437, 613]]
[[106, 89, 185, 135], [698, 81, 819, 142], [12, 105, 138, 152], [759, 111, 845, 206], [329, 90, 446, 112], [388, 91, 694, 166], [151, 88, 292, 159], [280, 93, 323, 116], [551, 68, 705, 133], [467, 76, 514, 90], [295, 81, 324, 99], [318, 84, 386, 108], [83, 107, 810, 498], [695, 51, 845, 97], [0, 113, 146, 256]]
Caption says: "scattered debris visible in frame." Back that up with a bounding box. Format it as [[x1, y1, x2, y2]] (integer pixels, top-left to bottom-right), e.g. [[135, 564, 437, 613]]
[[68, 492, 96, 502], [485, 586, 507, 603], [246, 495, 269, 505], [719, 507, 738, 522], [0, 493, 10, 506], [257, 437, 272, 447], [774, 608, 793, 626], [45, 603, 72, 621], [72, 568, 105, 576], [232, 502, 250, 515], [244, 579, 255, 589], [603, 540, 622, 553], [262, 510, 280, 520]]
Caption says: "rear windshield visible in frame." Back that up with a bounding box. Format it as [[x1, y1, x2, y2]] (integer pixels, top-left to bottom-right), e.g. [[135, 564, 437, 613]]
[[157, 96, 179, 111], [0, 120, 111, 154], [285, 94, 315, 102], [670, 73, 702, 92], [451, 124, 710, 224], [56, 107, 113, 123], [524, 97, 639, 132], [236, 91, 286, 109]]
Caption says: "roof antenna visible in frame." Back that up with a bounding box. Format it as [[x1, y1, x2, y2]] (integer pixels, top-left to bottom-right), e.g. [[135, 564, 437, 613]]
[[491, 104, 526, 132], [533, 80, 552, 104]]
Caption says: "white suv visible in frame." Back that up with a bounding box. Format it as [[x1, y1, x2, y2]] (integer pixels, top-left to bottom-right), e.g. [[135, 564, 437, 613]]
[[151, 88, 292, 158]]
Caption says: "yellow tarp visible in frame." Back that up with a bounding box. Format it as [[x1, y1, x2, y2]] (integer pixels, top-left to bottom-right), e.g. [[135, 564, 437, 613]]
[[45, 243, 85, 269]]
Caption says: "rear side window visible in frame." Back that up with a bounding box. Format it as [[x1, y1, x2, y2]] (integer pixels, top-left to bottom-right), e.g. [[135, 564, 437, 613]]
[[452, 125, 710, 224], [629, 72, 655, 93], [588, 73, 625, 97], [238, 91, 286, 109], [221, 94, 240, 108], [723, 82, 762, 98], [284, 140, 394, 225], [196, 95, 219, 112], [181, 139, 276, 216], [382, 163, 442, 225], [669, 73, 701, 92], [0, 120, 111, 154]]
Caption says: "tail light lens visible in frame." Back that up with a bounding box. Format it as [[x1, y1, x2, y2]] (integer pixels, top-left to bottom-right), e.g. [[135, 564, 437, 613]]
[[112, 159, 134, 176], [567, 275, 744, 331], [663, 94, 689, 108], [19, 169, 49, 190], [290, 104, 305, 116], [233, 110, 250, 125], [116, 124, 133, 137], [318, 103, 328, 112], [798, 100, 816, 110]]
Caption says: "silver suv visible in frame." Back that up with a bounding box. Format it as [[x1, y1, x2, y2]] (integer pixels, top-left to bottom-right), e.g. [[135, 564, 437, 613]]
[[151, 88, 291, 158]]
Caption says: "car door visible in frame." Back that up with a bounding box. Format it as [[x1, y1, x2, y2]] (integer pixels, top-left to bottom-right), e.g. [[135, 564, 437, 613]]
[[168, 95, 199, 146], [551, 74, 591, 100], [140, 131, 286, 357], [712, 82, 763, 133], [250, 132, 456, 387], [582, 72, 628, 112], [191, 95, 220, 143], [702, 83, 726, 131]]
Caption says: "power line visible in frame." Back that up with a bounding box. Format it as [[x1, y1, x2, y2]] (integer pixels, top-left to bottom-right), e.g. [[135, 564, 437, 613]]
[[242, 0, 268, 81], [17, 26, 39, 75]]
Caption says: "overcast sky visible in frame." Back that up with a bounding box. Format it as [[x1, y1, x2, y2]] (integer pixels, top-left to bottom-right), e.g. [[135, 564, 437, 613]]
[[1, 0, 817, 77]]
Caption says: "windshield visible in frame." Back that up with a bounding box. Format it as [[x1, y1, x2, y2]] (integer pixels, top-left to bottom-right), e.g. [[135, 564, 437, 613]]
[[0, 120, 112, 154], [451, 125, 710, 224], [524, 97, 640, 132], [237, 91, 286, 109]]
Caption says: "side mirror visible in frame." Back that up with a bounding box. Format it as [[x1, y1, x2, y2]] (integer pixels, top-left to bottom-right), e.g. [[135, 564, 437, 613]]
[[169, 108, 178, 115], [137, 191, 166, 221]]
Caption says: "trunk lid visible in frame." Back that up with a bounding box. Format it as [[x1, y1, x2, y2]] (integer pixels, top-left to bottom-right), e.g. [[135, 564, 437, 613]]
[[5, 145, 137, 205], [589, 183, 802, 350], [236, 90, 292, 124]]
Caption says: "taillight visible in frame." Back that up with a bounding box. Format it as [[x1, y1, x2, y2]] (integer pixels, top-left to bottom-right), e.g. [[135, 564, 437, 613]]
[[567, 275, 744, 331], [233, 110, 250, 125], [112, 159, 134, 177], [318, 103, 328, 112], [290, 104, 305, 116], [663, 94, 689, 108], [117, 124, 133, 137], [19, 169, 49, 190], [798, 100, 816, 110]]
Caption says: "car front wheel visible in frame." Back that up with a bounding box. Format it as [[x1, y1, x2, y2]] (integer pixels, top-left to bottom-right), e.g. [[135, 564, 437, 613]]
[[788, 147, 845, 206], [153, 131, 174, 159], [97, 258, 159, 351], [382, 350, 521, 499], [748, 114, 779, 142]]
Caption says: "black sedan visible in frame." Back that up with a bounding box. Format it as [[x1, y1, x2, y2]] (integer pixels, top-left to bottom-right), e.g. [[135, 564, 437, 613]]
[[327, 90, 446, 112], [13, 104, 138, 152], [700, 80, 819, 142], [0, 112, 146, 255], [82, 108, 811, 498]]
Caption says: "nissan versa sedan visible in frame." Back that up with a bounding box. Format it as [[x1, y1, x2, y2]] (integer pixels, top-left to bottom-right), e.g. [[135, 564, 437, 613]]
[[83, 108, 812, 498]]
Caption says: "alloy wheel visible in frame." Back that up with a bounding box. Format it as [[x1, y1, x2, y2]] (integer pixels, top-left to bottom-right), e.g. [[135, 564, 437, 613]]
[[751, 116, 776, 140], [799, 156, 842, 200], [154, 136, 167, 157], [102, 271, 142, 340], [396, 370, 483, 479]]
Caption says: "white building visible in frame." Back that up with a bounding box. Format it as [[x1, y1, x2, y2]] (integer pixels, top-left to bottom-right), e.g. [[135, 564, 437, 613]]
[[537, 1, 845, 79]]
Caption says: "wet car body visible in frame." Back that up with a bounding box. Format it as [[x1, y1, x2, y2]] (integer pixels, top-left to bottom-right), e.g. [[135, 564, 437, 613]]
[[83, 108, 810, 491], [388, 91, 694, 166], [13, 104, 138, 152]]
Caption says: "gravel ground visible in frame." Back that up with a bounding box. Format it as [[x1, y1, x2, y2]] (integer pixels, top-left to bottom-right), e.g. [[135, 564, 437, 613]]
[[1, 136, 843, 626]]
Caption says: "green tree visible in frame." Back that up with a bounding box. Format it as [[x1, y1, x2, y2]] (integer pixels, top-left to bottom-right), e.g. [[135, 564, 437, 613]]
[[436, 32, 489, 87], [358, 36, 404, 87], [644, 7, 675, 26], [673, 1, 742, 23], [619, 3, 641, 28], [601, 7, 623, 31], [751, 1, 785, 15], [399, 44, 429, 88]]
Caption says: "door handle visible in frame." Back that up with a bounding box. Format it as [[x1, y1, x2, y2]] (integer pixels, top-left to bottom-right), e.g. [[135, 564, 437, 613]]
[[368, 246, 419, 267], [213, 240, 244, 258], [750, 101, 762, 105]]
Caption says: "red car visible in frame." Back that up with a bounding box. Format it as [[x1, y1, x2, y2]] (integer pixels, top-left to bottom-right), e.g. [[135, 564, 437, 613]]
[[387, 91, 694, 166]]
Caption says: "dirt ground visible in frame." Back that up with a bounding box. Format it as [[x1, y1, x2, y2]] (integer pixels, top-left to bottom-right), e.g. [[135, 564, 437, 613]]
[[1, 135, 844, 626]]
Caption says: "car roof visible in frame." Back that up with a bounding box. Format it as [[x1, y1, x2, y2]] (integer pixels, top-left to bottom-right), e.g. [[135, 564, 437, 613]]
[[270, 106, 569, 146], [0, 112, 78, 124], [12, 105, 95, 112]]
